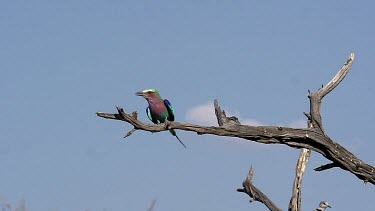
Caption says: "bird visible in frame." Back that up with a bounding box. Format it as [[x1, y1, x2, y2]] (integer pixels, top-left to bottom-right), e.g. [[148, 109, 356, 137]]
[[136, 88, 186, 148], [314, 201, 331, 211]]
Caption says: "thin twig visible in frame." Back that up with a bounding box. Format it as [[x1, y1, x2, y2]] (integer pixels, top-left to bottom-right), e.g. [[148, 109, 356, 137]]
[[124, 128, 136, 138], [314, 163, 338, 171]]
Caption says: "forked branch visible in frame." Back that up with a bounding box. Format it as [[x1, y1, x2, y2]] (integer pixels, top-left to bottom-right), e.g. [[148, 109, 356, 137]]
[[96, 53, 375, 185]]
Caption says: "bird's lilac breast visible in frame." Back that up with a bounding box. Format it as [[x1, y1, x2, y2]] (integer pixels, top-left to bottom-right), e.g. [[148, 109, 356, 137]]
[[148, 98, 169, 122]]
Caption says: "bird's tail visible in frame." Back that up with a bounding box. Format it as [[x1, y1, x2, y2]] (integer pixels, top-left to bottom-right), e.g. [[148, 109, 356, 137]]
[[169, 129, 187, 148]]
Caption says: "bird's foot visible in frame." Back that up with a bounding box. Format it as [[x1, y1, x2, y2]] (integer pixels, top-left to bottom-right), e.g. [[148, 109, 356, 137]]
[[164, 119, 171, 130]]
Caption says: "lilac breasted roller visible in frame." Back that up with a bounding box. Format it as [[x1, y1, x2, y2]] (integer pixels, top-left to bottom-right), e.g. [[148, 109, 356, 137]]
[[136, 89, 186, 148]]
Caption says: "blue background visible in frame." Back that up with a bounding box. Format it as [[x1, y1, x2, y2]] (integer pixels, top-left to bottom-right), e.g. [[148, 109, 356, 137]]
[[1, 1, 375, 210]]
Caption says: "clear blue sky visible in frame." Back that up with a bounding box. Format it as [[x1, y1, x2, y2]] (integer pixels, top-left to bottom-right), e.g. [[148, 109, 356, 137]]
[[1, 1, 375, 210]]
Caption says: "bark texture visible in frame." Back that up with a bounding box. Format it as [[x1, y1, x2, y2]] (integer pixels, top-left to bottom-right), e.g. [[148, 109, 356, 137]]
[[288, 121, 313, 211], [288, 148, 311, 211]]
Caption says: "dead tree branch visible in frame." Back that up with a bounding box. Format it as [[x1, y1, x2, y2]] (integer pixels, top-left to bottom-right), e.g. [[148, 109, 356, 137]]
[[96, 53, 375, 185], [314, 163, 338, 171], [308, 53, 355, 133], [288, 148, 311, 211], [288, 121, 313, 211], [237, 166, 282, 211], [216, 99, 282, 209]]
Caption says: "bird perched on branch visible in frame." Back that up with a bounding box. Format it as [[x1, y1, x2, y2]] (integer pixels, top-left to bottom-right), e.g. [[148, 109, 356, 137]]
[[136, 88, 186, 148], [314, 201, 331, 211]]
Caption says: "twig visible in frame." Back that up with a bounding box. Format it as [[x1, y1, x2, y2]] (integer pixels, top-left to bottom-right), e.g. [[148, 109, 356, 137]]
[[314, 163, 338, 171], [124, 128, 136, 138]]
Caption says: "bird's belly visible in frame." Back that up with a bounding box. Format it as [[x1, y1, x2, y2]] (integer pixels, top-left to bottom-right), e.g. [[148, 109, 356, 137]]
[[152, 113, 168, 123]]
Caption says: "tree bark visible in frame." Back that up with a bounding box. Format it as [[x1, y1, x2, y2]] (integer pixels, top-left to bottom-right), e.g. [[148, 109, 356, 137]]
[[288, 148, 311, 211], [288, 120, 313, 211]]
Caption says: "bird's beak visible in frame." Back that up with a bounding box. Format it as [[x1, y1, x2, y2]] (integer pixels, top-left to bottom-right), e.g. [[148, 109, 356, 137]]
[[135, 91, 145, 97], [327, 205, 331, 208]]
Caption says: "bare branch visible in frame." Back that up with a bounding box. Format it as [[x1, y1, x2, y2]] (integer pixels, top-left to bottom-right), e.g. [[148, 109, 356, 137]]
[[317, 52, 355, 98], [308, 53, 355, 132], [237, 166, 282, 211], [96, 112, 123, 121], [214, 99, 240, 126], [303, 112, 311, 120], [289, 120, 312, 211], [214, 99, 226, 126], [96, 106, 375, 185], [96, 53, 375, 185], [288, 148, 311, 211], [124, 128, 136, 138], [314, 163, 338, 171]]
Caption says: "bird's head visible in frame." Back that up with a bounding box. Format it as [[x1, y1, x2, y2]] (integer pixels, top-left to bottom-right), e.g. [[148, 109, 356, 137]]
[[135, 89, 160, 100], [319, 201, 331, 209]]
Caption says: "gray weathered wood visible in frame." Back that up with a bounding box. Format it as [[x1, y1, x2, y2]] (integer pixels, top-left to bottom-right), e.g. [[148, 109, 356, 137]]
[[97, 105, 375, 185], [309, 53, 354, 133], [288, 121, 312, 211], [288, 148, 311, 211], [237, 166, 282, 211]]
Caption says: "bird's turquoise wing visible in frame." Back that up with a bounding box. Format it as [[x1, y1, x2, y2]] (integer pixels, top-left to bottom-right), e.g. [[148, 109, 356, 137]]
[[146, 107, 158, 124], [164, 99, 175, 121]]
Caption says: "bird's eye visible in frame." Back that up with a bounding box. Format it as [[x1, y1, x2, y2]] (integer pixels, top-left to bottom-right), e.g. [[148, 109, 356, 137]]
[[147, 91, 152, 94]]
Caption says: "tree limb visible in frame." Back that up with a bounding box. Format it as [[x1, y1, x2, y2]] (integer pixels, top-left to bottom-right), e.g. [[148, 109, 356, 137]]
[[96, 53, 375, 185], [308, 53, 354, 133], [288, 148, 311, 211], [97, 117, 375, 186], [237, 166, 282, 211], [96, 105, 375, 185], [288, 121, 313, 211], [317, 53, 354, 98]]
